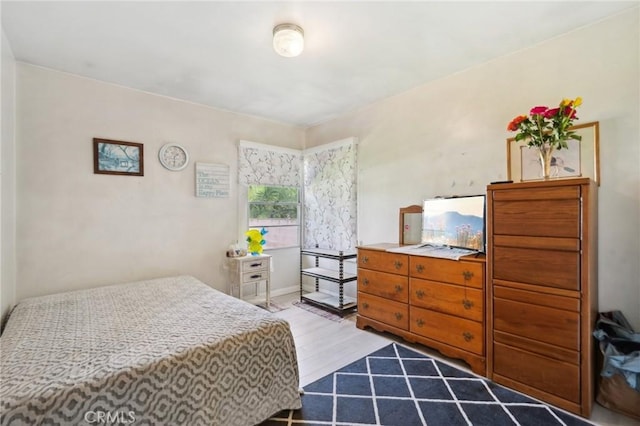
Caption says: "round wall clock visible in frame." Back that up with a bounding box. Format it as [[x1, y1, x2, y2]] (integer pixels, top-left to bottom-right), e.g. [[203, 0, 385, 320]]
[[159, 143, 189, 171]]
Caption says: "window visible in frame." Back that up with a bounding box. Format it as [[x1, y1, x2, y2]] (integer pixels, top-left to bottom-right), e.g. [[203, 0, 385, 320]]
[[248, 185, 300, 249]]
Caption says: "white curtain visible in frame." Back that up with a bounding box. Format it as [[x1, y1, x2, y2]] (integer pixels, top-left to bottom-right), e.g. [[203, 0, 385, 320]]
[[303, 138, 358, 251]]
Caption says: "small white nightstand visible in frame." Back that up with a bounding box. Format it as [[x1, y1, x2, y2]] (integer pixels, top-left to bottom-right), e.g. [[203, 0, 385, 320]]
[[228, 254, 271, 307]]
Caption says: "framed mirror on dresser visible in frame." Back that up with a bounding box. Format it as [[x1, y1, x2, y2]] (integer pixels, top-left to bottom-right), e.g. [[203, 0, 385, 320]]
[[399, 205, 423, 245]]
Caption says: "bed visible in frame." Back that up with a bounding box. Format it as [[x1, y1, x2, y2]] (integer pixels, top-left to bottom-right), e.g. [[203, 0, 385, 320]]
[[0, 275, 302, 425]]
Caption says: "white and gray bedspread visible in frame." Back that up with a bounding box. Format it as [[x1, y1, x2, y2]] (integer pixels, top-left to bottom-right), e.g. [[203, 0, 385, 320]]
[[0, 275, 302, 425]]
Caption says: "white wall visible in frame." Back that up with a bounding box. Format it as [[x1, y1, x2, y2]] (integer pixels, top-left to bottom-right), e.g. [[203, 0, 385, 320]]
[[16, 64, 305, 300], [11, 9, 640, 329], [307, 9, 640, 328], [1, 29, 17, 323]]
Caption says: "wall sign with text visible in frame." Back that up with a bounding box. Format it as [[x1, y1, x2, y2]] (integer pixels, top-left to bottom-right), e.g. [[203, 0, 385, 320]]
[[195, 162, 230, 198]]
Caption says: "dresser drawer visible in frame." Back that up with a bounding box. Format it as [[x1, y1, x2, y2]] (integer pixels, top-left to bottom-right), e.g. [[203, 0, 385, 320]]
[[491, 185, 581, 239], [409, 256, 483, 289], [410, 278, 483, 322], [358, 292, 409, 330], [242, 270, 269, 283], [410, 307, 483, 355], [494, 342, 580, 403], [359, 269, 408, 302], [358, 249, 408, 275], [492, 199, 580, 238], [494, 297, 580, 351], [241, 257, 270, 272], [493, 246, 579, 291]]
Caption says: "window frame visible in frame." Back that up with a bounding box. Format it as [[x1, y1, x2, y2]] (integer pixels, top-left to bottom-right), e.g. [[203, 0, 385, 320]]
[[247, 184, 301, 250]]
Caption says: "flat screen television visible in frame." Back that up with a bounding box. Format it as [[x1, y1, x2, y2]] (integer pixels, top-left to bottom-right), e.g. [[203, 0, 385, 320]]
[[421, 195, 485, 252]]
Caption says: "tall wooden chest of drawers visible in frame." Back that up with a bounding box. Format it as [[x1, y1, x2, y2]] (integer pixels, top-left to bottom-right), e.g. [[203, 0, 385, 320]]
[[357, 243, 486, 375], [487, 178, 597, 417]]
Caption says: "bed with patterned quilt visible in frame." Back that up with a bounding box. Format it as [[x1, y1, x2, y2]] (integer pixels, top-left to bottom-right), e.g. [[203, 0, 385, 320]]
[[0, 275, 302, 425]]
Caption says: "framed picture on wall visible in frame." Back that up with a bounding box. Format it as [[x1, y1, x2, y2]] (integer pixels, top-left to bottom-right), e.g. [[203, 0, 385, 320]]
[[93, 138, 144, 176], [506, 121, 600, 185]]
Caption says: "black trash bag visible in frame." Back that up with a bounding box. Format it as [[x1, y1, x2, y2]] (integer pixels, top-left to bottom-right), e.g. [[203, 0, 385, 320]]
[[593, 310, 640, 392]]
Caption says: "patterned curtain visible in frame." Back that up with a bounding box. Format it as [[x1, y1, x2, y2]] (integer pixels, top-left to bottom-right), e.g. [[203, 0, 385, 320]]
[[303, 138, 358, 250], [238, 140, 302, 186]]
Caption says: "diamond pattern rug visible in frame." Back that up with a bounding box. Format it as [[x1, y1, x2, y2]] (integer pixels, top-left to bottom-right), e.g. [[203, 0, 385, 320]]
[[261, 343, 594, 426]]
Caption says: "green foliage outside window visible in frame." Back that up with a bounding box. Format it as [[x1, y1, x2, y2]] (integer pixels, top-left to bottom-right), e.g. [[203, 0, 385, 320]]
[[249, 186, 299, 220], [248, 185, 300, 248]]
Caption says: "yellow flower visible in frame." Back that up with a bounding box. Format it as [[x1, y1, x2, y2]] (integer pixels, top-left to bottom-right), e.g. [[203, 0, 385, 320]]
[[562, 97, 583, 107]]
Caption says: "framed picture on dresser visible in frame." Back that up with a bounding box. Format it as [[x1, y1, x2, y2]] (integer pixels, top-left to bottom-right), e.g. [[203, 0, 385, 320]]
[[507, 121, 600, 185]]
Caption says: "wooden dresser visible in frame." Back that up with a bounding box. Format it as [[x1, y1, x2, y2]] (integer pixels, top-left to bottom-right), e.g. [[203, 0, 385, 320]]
[[357, 243, 487, 375], [487, 178, 597, 417]]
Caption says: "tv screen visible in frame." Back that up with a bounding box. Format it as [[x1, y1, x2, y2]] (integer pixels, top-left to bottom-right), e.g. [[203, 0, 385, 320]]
[[421, 195, 485, 252]]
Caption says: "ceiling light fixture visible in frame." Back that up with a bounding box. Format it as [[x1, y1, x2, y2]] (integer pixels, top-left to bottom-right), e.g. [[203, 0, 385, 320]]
[[273, 23, 304, 58]]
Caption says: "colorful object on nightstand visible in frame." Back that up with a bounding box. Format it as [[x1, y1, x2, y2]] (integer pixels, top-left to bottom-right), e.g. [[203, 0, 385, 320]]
[[245, 228, 268, 255]]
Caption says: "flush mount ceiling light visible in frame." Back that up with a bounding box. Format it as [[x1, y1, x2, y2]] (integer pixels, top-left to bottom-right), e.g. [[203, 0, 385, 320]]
[[273, 23, 304, 57]]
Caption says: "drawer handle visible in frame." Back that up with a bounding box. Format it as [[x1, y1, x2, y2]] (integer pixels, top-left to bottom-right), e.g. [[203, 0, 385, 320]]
[[416, 318, 425, 327], [395, 285, 403, 293], [462, 270, 474, 281], [416, 264, 425, 273], [415, 289, 425, 299], [250, 262, 263, 267], [393, 260, 403, 270], [394, 312, 403, 321], [362, 256, 369, 264], [462, 332, 474, 342], [362, 302, 369, 309], [250, 274, 262, 279], [462, 299, 474, 310], [362, 278, 369, 286]]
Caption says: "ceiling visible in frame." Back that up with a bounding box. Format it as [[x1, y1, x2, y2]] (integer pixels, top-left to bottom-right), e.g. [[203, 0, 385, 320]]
[[2, 1, 637, 127]]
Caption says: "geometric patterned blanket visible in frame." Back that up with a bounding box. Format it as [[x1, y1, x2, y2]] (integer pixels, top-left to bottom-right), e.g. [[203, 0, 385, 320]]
[[0, 275, 302, 425]]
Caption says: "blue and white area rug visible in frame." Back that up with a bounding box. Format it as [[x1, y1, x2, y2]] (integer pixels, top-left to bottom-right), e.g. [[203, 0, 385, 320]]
[[262, 343, 593, 426]]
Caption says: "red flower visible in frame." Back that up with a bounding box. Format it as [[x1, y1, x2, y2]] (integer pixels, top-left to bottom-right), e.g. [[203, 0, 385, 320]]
[[506, 97, 583, 149], [530, 106, 548, 115], [543, 107, 560, 118], [564, 106, 577, 118], [507, 115, 527, 131]]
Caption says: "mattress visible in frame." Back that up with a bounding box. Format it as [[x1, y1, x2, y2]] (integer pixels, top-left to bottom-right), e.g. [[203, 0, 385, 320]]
[[0, 275, 302, 425]]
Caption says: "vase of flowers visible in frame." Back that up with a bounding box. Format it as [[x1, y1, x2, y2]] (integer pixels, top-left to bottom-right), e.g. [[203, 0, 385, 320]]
[[507, 97, 582, 179]]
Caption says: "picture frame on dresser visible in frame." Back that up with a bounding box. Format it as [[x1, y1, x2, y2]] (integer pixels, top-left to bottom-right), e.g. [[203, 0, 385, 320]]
[[506, 121, 600, 185], [399, 205, 423, 245]]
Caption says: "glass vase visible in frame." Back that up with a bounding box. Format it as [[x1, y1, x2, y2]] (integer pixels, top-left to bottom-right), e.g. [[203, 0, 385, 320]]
[[538, 145, 555, 179]]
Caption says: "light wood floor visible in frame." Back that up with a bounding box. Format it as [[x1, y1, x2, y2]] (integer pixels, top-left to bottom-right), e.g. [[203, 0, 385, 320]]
[[271, 293, 638, 426]]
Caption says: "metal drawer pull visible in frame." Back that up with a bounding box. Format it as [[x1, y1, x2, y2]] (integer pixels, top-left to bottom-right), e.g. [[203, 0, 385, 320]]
[[362, 256, 369, 264], [250, 274, 262, 279], [394, 260, 403, 270], [416, 264, 425, 273], [462, 332, 474, 342], [415, 289, 425, 299], [362, 278, 369, 286], [395, 285, 403, 293], [250, 262, 263, 267], [462, 299, 474, 310], [416, 318, 425, 327], [362, 302, 369, 309], [394, 312, 403, 320], [462, 270, 474, 281]]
